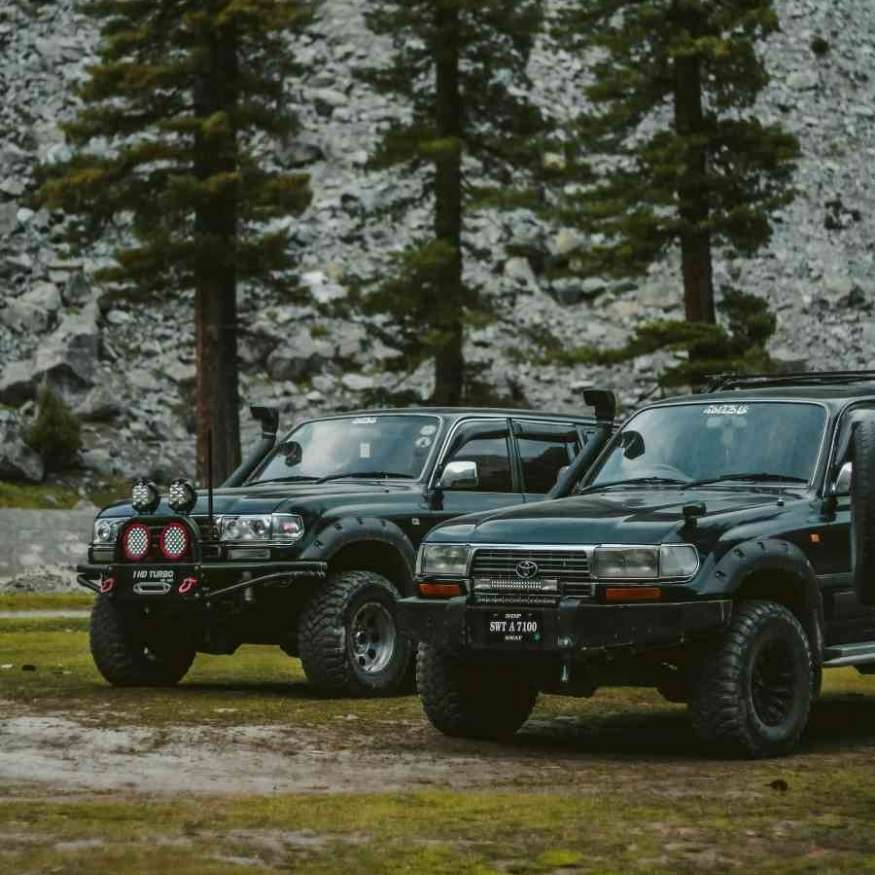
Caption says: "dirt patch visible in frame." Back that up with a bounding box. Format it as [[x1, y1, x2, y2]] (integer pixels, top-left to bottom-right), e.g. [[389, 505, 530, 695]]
[[0, 713, 550, 796]]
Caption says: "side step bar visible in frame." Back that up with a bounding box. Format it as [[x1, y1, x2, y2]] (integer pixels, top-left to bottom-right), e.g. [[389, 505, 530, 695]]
[[823, 641, 875, 668]]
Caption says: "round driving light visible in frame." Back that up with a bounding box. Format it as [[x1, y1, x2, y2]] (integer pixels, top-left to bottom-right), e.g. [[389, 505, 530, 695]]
[[168, 479, 197, 514], [159, 522, 190, 561], [131, 479, 160, 514], [122, 522, 151, 561]]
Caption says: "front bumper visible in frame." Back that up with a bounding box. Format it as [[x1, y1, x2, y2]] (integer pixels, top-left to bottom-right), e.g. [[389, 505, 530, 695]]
[[398, 596, 733, 656], [76, 560, 328, 603]]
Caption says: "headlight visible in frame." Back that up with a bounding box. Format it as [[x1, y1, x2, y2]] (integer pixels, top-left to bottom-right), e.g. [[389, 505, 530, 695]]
[[93, 518, 125, 544], [219, 513, 304, 545], [418, 544, 470, 577], [592, 545, 699, 581]]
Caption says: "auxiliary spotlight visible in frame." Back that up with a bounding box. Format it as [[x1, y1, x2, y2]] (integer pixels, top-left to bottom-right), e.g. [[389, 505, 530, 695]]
[[131, 479, 161, 514], [168, 479, 197, 515]]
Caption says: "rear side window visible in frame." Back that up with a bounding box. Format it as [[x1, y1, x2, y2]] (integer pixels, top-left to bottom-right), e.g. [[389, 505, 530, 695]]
[[515, 421, 582, 493]]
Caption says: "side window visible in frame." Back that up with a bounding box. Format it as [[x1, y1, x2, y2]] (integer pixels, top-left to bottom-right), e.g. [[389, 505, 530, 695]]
[[446, 426, 514, 493], [517, 423, 581, 495]]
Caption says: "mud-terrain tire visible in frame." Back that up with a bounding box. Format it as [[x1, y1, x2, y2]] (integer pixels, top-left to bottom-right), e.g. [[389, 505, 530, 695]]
[[851, 418, 875, 605], [297, 570, 412, 697], [417, 643, 538, 740], [90, 595, 195, 687], [689, 600, 812, 758]]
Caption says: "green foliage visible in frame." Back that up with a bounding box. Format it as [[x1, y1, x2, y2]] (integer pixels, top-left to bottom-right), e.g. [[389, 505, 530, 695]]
[[36, 0, 313, 300], [25, 387, 83, 473], [551, 0, 799, 317], [357, 0, 547, 402], [555, 290, 777, 388]]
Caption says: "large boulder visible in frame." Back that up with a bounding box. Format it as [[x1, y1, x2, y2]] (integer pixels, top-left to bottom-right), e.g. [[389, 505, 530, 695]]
[[0, 413, 44, 484], [33, 299, 99, 390], [266, 334, 331, 382], [0, 281, 62, 333], [0, 360, 37, 406]]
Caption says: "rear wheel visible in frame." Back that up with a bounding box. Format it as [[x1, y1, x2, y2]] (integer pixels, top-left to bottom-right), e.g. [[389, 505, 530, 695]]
[[689, 600, 812, 758], [89, 595, 195, 687], [297, 570, 412, 697], [417, 643, 538, 740]]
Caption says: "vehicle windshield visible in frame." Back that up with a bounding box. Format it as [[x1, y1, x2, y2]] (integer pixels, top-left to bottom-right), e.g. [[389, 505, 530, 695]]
[[249, 415, 441, 484], [586, 402, 827, 490]]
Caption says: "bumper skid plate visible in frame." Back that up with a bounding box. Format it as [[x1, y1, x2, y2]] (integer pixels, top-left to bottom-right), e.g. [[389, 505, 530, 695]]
[[398, 597, 733, 654]]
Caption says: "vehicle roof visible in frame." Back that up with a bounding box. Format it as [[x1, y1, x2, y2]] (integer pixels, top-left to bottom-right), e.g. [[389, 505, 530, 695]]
[[653, 384, 875, 410], [306, 407, 598, 422]]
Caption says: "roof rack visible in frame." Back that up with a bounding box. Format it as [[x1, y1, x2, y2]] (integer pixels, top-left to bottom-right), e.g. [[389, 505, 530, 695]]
[[705, 371, 875, 393]]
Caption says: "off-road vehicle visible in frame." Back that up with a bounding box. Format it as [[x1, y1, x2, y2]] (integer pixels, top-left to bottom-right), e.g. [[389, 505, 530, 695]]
[[77, 404, 601, 696], [401, 372, 875, 756]]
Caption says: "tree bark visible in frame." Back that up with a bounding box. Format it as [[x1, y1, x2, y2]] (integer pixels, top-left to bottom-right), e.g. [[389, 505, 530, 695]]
[[431, 3, 465, 406], [193, 15, 241, 483], [672, 32, 716, 326]]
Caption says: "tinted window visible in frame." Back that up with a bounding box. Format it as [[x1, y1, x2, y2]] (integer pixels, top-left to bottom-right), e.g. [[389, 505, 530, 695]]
[[250, 415, 440, 484], [449, 436, 513, 493], [518, 436, 579, 493], [589, 402, 826, 488]]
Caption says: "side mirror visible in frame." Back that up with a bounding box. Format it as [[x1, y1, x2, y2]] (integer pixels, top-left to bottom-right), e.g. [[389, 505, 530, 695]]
[[621, 430, 645, 461], [282, 441, 303, 467], [439, 460, 479, 490], [834, 461, 853, 496]]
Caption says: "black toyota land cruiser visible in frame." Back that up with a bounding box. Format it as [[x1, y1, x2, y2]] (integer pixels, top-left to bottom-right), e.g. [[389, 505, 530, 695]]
[[401, 372, 875, 757], [77, 404, 602, 697]]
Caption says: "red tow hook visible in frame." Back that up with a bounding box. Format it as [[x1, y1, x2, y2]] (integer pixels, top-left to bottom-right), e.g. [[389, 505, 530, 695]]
[[99, 577, 116, 594], [179, 577, 198, 595]]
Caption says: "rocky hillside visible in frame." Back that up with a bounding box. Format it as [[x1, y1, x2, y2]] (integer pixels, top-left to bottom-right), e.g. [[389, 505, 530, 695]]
[[1, 0, 874, 488]]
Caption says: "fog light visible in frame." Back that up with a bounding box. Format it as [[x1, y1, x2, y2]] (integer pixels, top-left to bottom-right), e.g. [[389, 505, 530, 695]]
[[168, 479, 197, 514], [159, 521, 190, 561], [131, 479, 160, 514], [122, 522, 151, 561]]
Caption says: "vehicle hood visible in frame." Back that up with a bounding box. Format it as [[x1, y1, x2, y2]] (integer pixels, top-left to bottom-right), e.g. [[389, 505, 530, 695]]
[[99, 480, 420, 518], [430, 487, 801, 547]]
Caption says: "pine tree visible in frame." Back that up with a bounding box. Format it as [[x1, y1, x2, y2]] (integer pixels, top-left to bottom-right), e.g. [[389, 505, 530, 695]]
[[37, 0, 312, 481], [553, 0, 799, 329], [358, 0, 545, 404]]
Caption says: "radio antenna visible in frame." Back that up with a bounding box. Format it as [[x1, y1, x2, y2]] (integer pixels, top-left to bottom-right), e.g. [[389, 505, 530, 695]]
[[207, 428, 215, 534]]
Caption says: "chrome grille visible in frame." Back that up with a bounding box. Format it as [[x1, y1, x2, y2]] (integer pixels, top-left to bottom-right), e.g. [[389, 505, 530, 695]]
[[470, 548, 593, 600]]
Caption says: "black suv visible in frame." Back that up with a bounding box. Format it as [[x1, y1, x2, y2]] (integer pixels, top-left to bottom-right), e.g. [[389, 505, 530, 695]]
[[77, 405, 599, 696], [401, 372, 875, 757]]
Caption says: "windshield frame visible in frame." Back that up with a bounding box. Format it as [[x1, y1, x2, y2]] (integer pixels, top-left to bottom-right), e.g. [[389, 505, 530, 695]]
[[580, 399, 832, 493], [247, 412, 446, 486]]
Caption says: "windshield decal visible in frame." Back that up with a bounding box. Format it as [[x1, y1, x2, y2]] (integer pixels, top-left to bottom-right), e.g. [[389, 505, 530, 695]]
[[704, 404, 750, 416], [360, 442, 371, 459], [352, 417, 378, 425]]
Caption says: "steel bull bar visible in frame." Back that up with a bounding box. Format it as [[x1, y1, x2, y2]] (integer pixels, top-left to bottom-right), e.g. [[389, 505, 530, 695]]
[[76, 561, 328, 603]]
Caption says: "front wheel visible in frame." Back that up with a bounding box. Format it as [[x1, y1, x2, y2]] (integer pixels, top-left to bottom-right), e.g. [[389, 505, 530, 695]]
[[90, 595, 195, 687], [417, 643, 538, 740], [689, 600, 812, 758], [297, 570, 412, 697]]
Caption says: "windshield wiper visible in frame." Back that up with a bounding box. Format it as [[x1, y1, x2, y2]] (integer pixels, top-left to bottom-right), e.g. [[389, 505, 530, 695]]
[[250, 476, 322, 485], [585, 476, 688, 491], [685, 472, 808, 487], [315, 472, 416, 484]]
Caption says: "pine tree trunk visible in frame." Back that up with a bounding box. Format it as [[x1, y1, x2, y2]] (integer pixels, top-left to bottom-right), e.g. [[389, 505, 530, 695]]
[[193, 17, 241, 483], [672, 39, 715, 327], [431, 3, 465, 406]]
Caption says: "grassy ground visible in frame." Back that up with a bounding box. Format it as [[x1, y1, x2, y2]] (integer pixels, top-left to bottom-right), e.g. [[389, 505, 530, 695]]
[[0, 593, 93, 611], [3, 614, 875, 874], [0, 476, 128, 510]]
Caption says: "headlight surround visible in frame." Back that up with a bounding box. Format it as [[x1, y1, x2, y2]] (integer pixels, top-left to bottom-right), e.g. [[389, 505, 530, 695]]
[[93, 518, 125, 545], [418, 544, 471, 577], [592, 545, 699, 581], [218, 513, 304, 545]]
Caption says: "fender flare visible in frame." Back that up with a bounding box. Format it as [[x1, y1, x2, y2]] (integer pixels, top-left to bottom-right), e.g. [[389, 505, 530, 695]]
[[710, 537, 824, 666], [298, 516, 417, 595]]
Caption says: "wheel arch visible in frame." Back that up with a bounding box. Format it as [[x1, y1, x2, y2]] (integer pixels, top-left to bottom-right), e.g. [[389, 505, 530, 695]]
[[299, 516, 416, 596], [717, 538, 824, 667]]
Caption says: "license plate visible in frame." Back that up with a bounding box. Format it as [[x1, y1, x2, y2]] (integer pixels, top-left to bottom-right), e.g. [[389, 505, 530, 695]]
[[486, 611, 542, 645]]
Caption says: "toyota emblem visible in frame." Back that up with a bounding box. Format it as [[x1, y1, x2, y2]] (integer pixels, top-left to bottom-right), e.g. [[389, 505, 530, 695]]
[[515, 559, 539, 579]]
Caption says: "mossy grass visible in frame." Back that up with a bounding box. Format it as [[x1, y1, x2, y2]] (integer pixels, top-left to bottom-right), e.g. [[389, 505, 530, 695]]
[[0, 481, 82, 509], [0, 592, 93, 611]]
